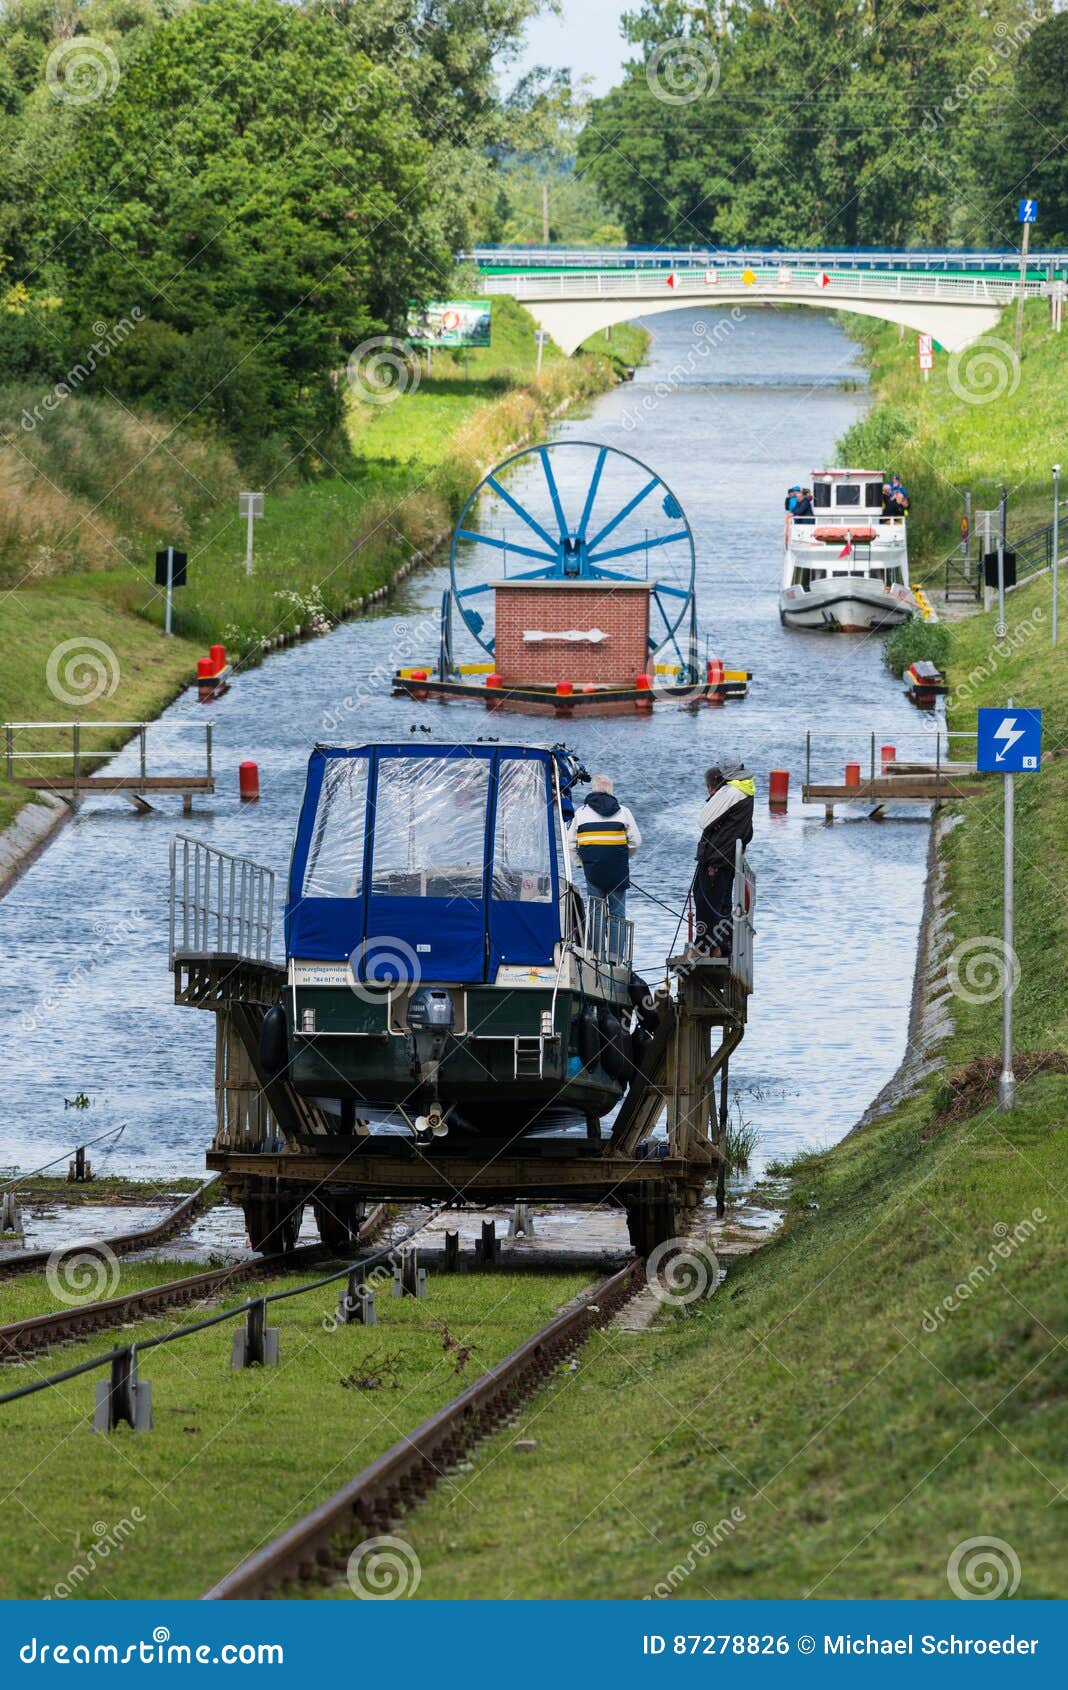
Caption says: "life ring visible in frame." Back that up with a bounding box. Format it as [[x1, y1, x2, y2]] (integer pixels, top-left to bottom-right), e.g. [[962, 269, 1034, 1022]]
[[811, 525, 876, 543]]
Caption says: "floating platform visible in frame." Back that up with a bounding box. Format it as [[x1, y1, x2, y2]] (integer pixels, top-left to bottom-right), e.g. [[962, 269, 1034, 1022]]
[[803, 774, 986, 819], [392, 664, 751, 714]]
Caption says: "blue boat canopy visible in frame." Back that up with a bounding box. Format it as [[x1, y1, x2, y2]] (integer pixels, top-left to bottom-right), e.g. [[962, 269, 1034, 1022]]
[[287, 743, 572, 982]]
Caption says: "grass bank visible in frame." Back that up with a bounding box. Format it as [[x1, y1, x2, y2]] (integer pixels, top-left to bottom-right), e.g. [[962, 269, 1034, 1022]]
[[0, 1266, 590, 1599], [837, 300, 1067, 585], [404, 578, 1067, 1600], [0, 300, 647, 833]]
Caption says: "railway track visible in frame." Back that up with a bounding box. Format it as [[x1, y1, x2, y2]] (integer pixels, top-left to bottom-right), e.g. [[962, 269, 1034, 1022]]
[[0, 1179, 217, 1279], [0, 1205, 387, 1364], [202, 1258, 644, 1599]]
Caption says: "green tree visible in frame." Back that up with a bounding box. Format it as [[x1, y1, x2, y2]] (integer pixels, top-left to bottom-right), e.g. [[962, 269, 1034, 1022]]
[[35, 0, 449, 453], [986, 11, 1068, 244]]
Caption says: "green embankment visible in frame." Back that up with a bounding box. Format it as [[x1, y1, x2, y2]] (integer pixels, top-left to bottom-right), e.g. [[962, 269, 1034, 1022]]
[[403, 574, 1067, 1600], [0, 1267, 589, 1599], [0, 299, 647, 833], [838, 300, 1067, 583]]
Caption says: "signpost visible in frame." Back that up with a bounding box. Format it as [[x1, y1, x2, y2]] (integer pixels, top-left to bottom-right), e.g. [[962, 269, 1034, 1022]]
[[154, 547, 188, 636], [977, 704, 1042, 1112], [1053, 464, 1060, 646], [917, 332, 933, 381], [239, 492, 264, 577], [534, 329, 550, 375], [1014, 198, 1037, 359]]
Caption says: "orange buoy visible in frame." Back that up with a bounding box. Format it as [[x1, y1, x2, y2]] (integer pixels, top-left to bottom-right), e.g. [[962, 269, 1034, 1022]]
[[769, 769, 789, 808], [239, 760, 260, 801], [210, 643, 227, 674], [844, 760, 861, 788], [881, 743, 896, 773]]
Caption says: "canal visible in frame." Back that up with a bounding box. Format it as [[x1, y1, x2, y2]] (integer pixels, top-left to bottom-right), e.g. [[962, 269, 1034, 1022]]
[[0, 306, 930, 1179]]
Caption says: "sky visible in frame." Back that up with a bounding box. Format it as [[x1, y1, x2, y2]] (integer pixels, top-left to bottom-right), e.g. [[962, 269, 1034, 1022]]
[[507, 0, 633, 97]]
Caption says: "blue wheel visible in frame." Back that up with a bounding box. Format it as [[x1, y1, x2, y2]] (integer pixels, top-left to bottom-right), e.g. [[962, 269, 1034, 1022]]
[[446, 441, 697, 670]]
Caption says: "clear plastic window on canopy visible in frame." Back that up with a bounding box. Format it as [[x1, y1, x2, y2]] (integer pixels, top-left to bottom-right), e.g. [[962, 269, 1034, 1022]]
[[371, 756, 490, 899], [492, 758, 552, 902], [302, 756, 369, 898]]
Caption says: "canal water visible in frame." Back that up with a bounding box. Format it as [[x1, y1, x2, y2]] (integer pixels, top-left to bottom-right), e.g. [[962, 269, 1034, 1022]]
[[0, 306, 931, 1181]]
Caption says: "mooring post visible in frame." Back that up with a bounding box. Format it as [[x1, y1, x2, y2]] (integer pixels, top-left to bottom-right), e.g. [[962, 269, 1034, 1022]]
[[0, 1192, 24, 1236], [231, 1297, 280, 1368], [716, 1062, 730, 1220], [475, 1219, 498, 1266], [93, 1346, 152, 1433], [508, 1203, 535, 1239], [444, 1230, 460, 1273], [337, 1265, 365, 1324]]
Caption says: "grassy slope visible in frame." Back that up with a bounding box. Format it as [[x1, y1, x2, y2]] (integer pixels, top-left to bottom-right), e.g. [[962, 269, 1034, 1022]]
[[0, 300, 647, 832], [837, 300, 1067, 583], [0, 1268, 589, 1599], [404, 602, 1067, 1602]]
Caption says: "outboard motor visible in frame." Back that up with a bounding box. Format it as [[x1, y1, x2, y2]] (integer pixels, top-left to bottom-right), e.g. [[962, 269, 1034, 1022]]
[[407, 987, 454, 1137]]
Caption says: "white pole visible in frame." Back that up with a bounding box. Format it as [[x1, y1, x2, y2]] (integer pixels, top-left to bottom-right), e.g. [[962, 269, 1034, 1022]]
[[536, 334, 544, 375], [999, 695, 1016, 1112], [1014, 219, 1030, 361], [1053, 464, 1060, 645], [164, 545, 174, 637], [245, 504, 255, 577]]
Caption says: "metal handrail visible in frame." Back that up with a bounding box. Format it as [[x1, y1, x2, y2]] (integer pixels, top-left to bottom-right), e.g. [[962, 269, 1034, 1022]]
[[169, 835, 276, 964], [731, 843, 757, 995], [582, 896, 634, 969], [482, 269, 1045, 304], [3, 720, 212, 791], [467, 245, 1068, 276]]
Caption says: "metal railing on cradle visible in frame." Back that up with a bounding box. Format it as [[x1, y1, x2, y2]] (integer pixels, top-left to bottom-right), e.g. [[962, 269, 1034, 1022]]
[[583, 896, 634, 969], [169, 835, 276, 964]]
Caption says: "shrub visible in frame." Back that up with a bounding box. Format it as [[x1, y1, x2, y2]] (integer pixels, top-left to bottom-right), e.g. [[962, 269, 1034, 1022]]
[[883, 618, 952, 678]]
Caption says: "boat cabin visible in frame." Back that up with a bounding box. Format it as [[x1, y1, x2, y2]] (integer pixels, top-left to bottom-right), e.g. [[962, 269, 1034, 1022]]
[[287, 741, 626, 985], [809, 469, 887, 515]]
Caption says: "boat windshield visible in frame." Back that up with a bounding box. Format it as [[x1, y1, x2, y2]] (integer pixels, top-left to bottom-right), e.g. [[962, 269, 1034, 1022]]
[[370, 756, 489, 899]]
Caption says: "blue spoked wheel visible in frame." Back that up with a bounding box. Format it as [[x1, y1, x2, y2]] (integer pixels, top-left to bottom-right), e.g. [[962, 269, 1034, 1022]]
[[447, 441, 697, 670]]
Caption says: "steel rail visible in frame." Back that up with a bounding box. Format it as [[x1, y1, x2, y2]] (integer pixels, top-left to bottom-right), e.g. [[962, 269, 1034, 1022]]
[[202, 1258, 644, 1599], [0, 1179, 217, 1280], [0, 1205, 388, 1363]]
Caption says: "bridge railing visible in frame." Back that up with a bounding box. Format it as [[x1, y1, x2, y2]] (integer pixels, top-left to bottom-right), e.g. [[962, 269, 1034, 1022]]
[[468, 245, 1067, 278], [482, 268, 1044, 304]]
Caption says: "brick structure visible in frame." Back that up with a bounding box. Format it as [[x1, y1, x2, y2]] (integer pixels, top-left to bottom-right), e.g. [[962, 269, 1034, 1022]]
[[493, 581, 652, 686]]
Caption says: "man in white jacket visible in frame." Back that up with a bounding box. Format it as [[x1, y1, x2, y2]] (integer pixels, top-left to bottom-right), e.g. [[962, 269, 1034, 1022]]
[[568, 774, 642, 957]]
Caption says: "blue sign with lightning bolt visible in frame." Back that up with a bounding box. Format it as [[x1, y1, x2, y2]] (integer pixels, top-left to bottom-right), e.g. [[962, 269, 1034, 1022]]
[[977, 708, 1042, 772]]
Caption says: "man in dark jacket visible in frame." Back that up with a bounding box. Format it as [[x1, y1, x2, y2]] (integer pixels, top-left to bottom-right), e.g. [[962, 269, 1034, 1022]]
[[568, 774, 641, 959], [694, 762, 754, 956]]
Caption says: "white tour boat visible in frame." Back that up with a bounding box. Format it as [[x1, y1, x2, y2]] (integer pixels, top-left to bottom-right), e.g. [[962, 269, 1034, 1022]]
[[779, 469, 916, 632]]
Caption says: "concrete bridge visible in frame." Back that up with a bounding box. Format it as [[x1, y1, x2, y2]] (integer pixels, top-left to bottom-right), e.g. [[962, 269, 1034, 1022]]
[[480, 264, 1049, 355]]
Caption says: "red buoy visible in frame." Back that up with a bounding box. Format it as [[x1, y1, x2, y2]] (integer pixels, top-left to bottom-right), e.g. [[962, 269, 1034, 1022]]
[[197, 656, 215, 680], [844, 760, 861, 788], [210, 643, 227, 674], [239, 760, 260, 801], [706, 655, 725, 706], [881, 743, 896, 774], [411, 669, 428, 682], [769, 769, 789, 808], [555, 681, 574, 696], [486, 673, 502, 689]]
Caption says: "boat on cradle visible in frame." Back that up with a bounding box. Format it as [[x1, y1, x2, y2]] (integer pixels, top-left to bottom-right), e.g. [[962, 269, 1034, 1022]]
[[780, 469, 916, 632], [269, 740, 645, 1143]]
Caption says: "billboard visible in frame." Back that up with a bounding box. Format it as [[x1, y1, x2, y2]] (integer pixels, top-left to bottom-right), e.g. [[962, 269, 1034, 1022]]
[[407, 300, 492, 348]]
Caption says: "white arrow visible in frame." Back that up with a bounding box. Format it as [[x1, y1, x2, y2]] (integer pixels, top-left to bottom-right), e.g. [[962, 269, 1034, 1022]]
[[993, 716, 1024, 761]]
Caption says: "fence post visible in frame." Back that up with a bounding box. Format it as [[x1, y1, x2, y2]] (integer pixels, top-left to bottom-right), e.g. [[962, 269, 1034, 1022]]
[[5, 723, 12, 780], [139, 725, 147, 789], [205, 723, 213, 785], [72, 722, 81, 796]]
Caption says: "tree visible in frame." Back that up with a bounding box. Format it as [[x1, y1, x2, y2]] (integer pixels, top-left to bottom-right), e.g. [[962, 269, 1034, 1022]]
[[988, 11, 1068, 243], [34, 0, 450, 452]]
